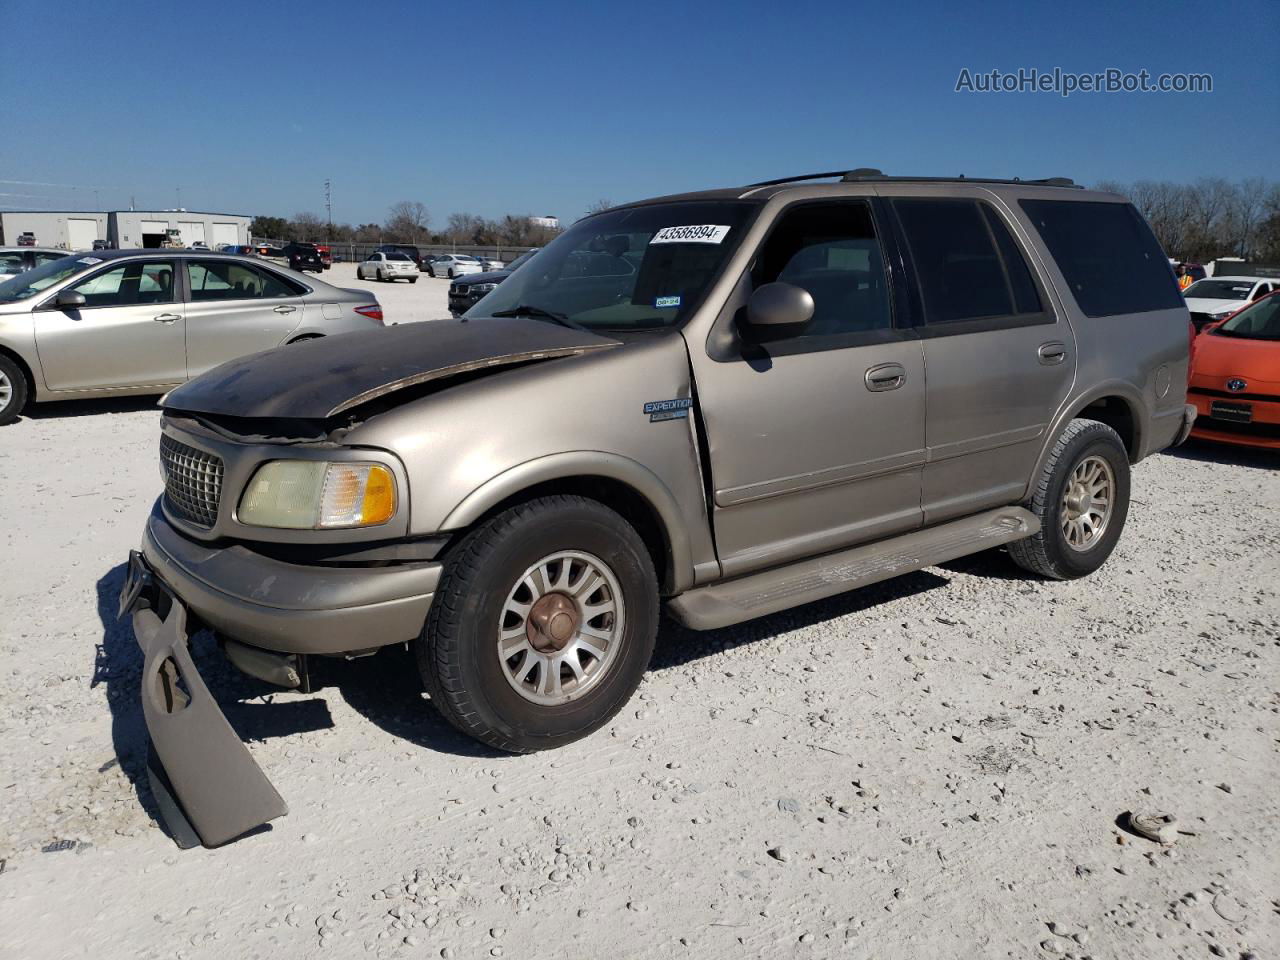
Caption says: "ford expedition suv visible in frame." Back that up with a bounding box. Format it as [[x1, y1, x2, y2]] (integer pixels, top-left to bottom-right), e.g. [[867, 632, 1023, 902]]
[[119, 169, 1195, 846]]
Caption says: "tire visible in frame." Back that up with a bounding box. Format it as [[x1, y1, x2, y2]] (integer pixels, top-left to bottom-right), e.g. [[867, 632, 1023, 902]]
[[409, 278, 417, 284], [417, 495, 659, 753], [357, 267, 364, 280], [377, 269, 385, 282], [0, 353, 29, 426], [1008, 418, 1131, 580], [447, 269, 455, 279]]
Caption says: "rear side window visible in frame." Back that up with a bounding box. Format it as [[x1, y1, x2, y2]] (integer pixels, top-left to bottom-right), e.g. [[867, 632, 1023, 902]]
[[189, 260, 302, 300], [1018, 200, 1182, 317], [892, 198, 1044, 324]]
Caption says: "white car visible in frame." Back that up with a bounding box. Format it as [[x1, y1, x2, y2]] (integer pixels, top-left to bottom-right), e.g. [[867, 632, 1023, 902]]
[[427, 254, 483, 279], [1184, 276, 1277, 331], [358, 252, 419, 283], [474, 254, 505, 271]]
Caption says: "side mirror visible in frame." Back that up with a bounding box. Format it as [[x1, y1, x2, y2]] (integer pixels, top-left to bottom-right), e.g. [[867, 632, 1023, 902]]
[[745, 282, 814, 330], [55, 290, 86, 309]]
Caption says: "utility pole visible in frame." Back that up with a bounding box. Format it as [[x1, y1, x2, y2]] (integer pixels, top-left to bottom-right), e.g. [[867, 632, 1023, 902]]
[[324, 179, 333, 240]]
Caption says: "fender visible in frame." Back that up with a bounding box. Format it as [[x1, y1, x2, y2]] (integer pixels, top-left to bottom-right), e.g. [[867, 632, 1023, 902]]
[[439, 451, 698, 594], [1024, 380, 1149, 499]]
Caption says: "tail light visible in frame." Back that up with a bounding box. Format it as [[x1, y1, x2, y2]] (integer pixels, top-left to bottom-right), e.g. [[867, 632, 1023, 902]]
[[354, 304, 384, 325]]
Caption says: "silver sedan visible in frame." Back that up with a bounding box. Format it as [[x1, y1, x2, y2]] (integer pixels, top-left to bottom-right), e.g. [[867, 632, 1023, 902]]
[[0, 250, 385, 425]]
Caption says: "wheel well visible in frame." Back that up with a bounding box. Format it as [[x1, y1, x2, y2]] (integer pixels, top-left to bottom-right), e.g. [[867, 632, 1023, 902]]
[[288, 333, 324, 344], [0, 346, 35, 399], [1080, 395, 1138, 460], [458, 476, 673, 594]]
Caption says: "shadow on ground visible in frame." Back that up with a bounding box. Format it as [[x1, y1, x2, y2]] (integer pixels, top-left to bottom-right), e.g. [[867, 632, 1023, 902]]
[[24, 395, 161, 421], [1162, 438, 1278, 470]]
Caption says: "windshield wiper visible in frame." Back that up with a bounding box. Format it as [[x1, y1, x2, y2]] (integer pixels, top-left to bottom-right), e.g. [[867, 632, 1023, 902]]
[[489, 305, 588, 331]]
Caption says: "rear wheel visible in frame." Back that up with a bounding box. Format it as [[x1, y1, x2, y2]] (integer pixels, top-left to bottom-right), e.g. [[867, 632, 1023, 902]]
[[409, 277, 417, 284], [0, 354, 29, 426], [416, 495, 659, 752], [448, 268, 455, 278], [1008, 418, 1130, 580]]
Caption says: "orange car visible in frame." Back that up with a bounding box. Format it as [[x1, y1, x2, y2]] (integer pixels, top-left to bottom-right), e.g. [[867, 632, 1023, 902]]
[[1187, 290, 1280, 449]]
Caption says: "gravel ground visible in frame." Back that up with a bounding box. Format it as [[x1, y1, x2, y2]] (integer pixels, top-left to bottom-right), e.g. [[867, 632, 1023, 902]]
[[0, 359, 1276, 959], [328, 262, 453, 325]]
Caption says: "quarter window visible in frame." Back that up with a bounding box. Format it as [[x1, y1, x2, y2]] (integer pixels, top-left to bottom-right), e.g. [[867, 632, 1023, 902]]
[[1018, 199, 1183, 317], [188, 260, 300, 301], [70, 260, 176, 307], [752, 201, 892, 339], [892, 198, 1043, 324]]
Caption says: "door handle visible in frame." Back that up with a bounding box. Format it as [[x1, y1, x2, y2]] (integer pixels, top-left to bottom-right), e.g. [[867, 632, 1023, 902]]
[[865, 362, 906, 392], [153, 313, 181, 324], [1038, 341, 1067, 365], [274, 305, 297, 314]]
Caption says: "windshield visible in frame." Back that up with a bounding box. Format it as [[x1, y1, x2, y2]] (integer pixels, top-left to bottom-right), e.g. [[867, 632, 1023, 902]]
[[506, 250, 537, 271], [1215, 294, 1280, 340], [1185, 279, 1256, 300], [0, 255, 95, 302], [470, 201, 758, 330]]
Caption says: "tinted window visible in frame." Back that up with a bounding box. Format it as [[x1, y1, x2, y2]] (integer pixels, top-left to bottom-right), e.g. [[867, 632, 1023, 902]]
[[71, 261, 176, 307], [188, 260, 300, 301], [753, 201, 891, 339], [1019, 200, 1183, 317], [387, 253, 413, 261], [0, 252, 25, 270], [893, 198, 1041, 324], [34, 251, 67, 266]]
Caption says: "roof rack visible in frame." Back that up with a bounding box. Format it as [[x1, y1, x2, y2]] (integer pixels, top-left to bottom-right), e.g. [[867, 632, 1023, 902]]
[[745, 169, 1078, 188]]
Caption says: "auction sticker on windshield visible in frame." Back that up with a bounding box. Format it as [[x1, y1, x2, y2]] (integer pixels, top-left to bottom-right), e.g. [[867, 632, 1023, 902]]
[[650, 225, 731, 244]]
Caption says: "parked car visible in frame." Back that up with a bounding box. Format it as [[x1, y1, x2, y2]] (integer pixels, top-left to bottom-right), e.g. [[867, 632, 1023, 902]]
[[358, 251, 418, 282], [315, 244, 332, 269], [15, 232, 36, 247], [189, 241, 211, 251], [1183, 276, 1277, 331], [117, 170, 1195, 847], [217, 244, 254, 256], [376, 244, 423, 270], [474, 253, 505, 271], [92, 239, 113, 251], [254, 244, 287, 266], [427, 253, 483, 278], [282, 242, 324, 273], [0, 247, 71, 278], [0, 250, 384, 425], [1187, 290, 1280, 449], [447, 249, 539, 316]]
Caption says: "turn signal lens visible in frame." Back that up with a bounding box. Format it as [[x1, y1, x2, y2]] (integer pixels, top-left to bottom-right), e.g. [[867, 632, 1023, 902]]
[[239, 461, 397, 529]]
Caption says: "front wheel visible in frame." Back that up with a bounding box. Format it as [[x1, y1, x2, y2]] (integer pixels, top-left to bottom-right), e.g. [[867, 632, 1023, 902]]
[[409, 277, 417, 284], [416, 495, 659, 753], [1008, 418, 1130, 580], [447, 269, 455, 278], [0, 354, 29, 426]]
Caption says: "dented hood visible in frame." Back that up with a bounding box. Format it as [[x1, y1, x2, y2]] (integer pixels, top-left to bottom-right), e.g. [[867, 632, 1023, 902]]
[[162, 318, 619, 419]]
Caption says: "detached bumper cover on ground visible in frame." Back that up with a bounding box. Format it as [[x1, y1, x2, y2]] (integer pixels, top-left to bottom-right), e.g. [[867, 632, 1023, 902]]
[[121, 508, 442, 847], [120, 553, 287, 847]]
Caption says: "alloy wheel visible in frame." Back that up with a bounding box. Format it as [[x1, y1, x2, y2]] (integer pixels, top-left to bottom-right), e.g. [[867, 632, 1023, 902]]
[[1061, 454, 1115, 551], [497, 550, 625, 706]]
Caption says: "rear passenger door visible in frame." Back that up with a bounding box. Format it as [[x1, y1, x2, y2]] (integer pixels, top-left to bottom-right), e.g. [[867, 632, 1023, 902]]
[[183, 259, 306, 378], [886, 195, 1075, 524]]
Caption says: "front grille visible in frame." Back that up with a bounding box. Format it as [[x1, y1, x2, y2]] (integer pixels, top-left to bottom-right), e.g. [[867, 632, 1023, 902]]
[[160, 435, 224, 528]]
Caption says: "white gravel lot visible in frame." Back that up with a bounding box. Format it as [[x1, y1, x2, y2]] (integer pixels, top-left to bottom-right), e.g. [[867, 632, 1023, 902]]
[[326, 262, 454, 325], [0, 332, 1276, 958]]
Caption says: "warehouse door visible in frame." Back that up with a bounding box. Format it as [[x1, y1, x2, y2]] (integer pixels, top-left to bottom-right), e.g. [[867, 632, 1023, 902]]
[[67, 218, 99, 250], [211, 222, 238, 248], [141, 220, 169, 248], [179, 221, 206, 245]]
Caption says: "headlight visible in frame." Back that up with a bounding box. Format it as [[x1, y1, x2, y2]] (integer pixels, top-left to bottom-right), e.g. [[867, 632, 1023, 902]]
[[239, 460, 397, 529], [471, 283, 497, 294]]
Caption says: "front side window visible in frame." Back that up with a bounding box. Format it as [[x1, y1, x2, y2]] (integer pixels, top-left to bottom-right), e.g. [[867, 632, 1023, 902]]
[[1019, 199, 1183, 317], [751, 200, 892, 340], [34, 251, 67, 266], [474, 200, 759, 330], [71, 260, 176, 307], [189, 260, 299, 301], [893, 198, 1042, 324]]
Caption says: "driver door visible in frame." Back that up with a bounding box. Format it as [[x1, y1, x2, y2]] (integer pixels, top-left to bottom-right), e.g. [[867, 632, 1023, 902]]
[[35, 258, 186, 391], [688, 199, 926, 576]]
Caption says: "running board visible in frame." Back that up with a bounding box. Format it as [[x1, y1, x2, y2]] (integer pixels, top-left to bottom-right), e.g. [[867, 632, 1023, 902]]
[[666, 507, 1038, 630]]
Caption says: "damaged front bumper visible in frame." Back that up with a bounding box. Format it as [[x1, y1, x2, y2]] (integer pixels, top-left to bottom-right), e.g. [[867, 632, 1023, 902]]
[[119, 550, 288, 847]]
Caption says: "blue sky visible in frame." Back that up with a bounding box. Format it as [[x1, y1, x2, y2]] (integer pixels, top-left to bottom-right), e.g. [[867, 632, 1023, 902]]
[[2, 0, 1276, 226]]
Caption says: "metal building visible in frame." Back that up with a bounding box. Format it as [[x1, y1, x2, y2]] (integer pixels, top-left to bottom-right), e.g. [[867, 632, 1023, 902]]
[[0, 209, 251, 250]]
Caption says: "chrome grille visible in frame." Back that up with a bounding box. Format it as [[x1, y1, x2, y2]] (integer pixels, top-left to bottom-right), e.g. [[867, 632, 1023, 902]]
[[160, 435, 224, 528]]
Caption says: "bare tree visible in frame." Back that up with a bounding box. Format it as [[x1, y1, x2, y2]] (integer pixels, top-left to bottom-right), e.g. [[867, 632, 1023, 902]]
[[292, 211, 325, 241], [586, 198, 613, 215], [384, 201, 431, 243]]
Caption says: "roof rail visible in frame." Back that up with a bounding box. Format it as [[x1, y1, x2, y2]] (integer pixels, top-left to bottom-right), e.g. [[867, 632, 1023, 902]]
[[745, 169, 1078, 189]]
